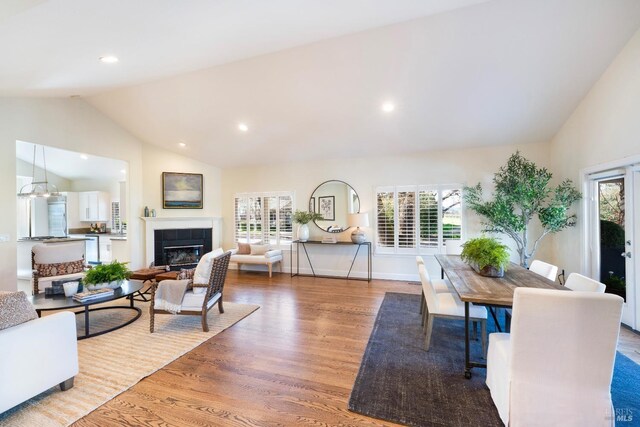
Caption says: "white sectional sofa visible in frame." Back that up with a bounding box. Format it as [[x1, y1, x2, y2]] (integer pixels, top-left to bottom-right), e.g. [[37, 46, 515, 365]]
[[230, 248, 283, 277], [0, 308, 78, 413]]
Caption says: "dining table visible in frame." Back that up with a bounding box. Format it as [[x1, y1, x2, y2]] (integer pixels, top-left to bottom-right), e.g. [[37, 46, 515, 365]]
[[435, 254, 568, 379]]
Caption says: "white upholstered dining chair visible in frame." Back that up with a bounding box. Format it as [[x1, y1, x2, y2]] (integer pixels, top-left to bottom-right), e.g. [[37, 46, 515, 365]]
[[418, 264, 486, 352], [565, 272, 606, 293], [486, 288, 623, 426], [444, 239, 464, 255], [528, 259, 558, 281]]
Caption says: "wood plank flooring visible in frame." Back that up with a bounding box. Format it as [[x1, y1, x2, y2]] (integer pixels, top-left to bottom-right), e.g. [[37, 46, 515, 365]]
[[73, 271, 640, 426], [74, 272, 418, 426]]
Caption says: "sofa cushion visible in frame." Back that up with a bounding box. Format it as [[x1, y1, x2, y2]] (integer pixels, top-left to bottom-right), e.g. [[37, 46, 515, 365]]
[[237, 242, 251, 255], [250, 244, 270, 255], [0, 291, 38, 331], [194, 248, 224, 285]]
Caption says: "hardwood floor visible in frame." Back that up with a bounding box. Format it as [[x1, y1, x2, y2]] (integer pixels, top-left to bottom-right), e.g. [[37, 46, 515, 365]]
[[74, 272, 418, 426], [74, 271, 640, 426]]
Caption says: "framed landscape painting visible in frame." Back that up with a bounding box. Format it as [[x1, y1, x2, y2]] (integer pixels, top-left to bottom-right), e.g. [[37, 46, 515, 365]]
[[162, 172, 203, 209]]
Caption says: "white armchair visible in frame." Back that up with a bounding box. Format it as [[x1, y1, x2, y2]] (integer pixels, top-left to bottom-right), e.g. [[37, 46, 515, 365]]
[[486, 288, 623, 426], [0, 293, 79, 413]]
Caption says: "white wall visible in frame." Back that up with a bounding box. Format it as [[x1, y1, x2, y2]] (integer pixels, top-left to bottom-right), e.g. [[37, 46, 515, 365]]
[[0, 97, 222, 291], [222, 141, 552, 280], [16, 158, 71, 191], [549, 28, 640, 276]]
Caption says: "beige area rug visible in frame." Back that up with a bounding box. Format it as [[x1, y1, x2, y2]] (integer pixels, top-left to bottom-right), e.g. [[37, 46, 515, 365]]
[[0, 299, 259, 427]]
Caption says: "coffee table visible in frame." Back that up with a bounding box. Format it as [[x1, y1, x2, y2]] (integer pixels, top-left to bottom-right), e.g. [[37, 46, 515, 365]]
[[28, 281, 143, 340]]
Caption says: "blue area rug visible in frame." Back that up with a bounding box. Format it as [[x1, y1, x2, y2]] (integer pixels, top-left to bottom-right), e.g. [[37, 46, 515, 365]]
[[612, 352, 640, 425], [349, 292, 640, 426]]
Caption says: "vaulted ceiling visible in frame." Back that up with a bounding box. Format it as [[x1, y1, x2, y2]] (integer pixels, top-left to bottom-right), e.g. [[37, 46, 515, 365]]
[[4, 0, 640, 168]]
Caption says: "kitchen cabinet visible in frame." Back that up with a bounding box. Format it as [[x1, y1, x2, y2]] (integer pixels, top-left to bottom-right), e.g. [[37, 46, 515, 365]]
[[78, 191, 110, 222], [99, 236, 112, 263]]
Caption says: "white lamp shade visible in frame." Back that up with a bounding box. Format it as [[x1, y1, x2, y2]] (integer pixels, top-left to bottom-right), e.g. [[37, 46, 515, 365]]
[[348, 212, 369, 228]]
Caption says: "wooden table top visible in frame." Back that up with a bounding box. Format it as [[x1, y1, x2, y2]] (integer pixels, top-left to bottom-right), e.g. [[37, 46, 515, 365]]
[[435, 254, 567, 307]]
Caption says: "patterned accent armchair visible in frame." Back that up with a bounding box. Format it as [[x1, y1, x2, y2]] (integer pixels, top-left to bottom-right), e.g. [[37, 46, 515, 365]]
[[32, 241, 87, 295], [150, 251, 231, 333]]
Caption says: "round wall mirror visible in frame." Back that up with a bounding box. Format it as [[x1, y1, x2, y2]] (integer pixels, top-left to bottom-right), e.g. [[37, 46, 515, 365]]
[[310, 180, 360, 233]]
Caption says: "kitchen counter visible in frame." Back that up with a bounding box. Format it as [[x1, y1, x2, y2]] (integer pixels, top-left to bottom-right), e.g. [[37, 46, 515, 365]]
[[18, 237, 89, 243]]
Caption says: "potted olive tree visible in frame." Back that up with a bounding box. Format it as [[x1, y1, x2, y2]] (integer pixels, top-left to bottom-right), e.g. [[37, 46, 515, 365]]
[[460, 237, 511, 278]]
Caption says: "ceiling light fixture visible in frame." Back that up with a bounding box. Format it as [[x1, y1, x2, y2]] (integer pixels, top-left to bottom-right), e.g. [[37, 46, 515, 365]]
[[178, 142, 187, 148], [238, 123, 249, 132], [17, 145, 60, 199], [99, 55, 119, 64], [381, 102, 396, 113]]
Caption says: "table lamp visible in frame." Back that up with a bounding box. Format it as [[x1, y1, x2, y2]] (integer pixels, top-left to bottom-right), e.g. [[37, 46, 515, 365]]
[[348, 212, 369, 244]]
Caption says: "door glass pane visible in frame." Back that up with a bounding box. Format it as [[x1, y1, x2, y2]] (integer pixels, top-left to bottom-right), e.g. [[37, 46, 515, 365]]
[[598, 178, 626, 301]]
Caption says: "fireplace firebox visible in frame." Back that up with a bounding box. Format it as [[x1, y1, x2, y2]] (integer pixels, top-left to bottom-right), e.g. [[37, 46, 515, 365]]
[[154, 228, 212, 270]]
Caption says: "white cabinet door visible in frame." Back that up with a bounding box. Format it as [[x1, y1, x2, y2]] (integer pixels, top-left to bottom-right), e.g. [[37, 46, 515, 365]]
[[78, 191, 110, 222]]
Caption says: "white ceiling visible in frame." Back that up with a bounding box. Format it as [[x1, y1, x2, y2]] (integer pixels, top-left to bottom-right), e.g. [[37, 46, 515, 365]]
[[16, 141, 128, 181], [84, 0, 640, 168], [0, 0, 487, 96], [4, 1, 640, 169]]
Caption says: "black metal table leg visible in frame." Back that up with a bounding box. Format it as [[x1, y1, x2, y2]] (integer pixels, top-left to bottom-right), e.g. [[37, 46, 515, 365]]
[[465, 302, 472, 379], [346, 244, 362, 279], [84, 305, 90, 337], [489, 306, 503, 332]]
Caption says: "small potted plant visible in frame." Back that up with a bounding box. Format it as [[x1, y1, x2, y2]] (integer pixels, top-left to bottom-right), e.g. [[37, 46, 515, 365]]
[[460, 237, 511, 278], [83, 260, 131, 290], [293, 210, 323, 242]]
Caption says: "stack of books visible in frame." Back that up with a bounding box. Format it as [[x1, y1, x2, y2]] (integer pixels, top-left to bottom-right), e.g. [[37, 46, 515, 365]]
[[73, 288, 115, 303]]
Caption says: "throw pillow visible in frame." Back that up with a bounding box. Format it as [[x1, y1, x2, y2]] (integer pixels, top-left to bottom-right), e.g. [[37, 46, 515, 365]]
[[0, 291, 38, 331], [250, 244, 270, 255], [35, 259, 84, 277], [177, 268, 195, 289], [193, 248, 224, 285], [237, 242, 251, 255]]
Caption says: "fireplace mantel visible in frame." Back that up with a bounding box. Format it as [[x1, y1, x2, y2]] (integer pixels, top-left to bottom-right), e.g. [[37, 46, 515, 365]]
[[141, 216, 222, 266]]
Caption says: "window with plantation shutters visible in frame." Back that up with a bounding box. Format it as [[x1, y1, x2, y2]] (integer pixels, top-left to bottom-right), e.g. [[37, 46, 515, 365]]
[[234, 192, 293, 247], [375, 185, 464, 254]]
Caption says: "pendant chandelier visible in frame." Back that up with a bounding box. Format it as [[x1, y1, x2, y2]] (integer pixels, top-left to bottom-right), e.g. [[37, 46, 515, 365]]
[[17, 145, 60, 198]]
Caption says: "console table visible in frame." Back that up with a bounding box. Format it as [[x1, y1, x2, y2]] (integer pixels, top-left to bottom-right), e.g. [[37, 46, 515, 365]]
[[290, 240, 372, 282]]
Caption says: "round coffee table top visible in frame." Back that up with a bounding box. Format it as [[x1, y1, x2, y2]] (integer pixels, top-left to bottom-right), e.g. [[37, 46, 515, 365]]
[[28, 281, 143, 312]]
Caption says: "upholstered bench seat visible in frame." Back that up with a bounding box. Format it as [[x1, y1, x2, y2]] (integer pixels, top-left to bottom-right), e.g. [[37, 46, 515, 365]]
[[230, 249, 282, 277]]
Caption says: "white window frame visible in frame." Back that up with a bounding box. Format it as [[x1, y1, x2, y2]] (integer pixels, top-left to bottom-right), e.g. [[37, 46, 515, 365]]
[[234, 191, 294, 249], [374, 184, 465, 255]]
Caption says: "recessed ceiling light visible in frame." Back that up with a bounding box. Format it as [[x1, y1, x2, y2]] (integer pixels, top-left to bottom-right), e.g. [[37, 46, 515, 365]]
[[178, 142, 187, 148], [80, 154, 88, 160], [381, 102, 395, 113], [238, 123, 249, 132], [99, 55, 119, 64]]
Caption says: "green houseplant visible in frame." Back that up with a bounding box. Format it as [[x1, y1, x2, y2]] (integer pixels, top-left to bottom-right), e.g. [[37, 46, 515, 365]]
[[461, 237, 511, 277], [83, 260, 131, 290], [293, 210, 323, 242]]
